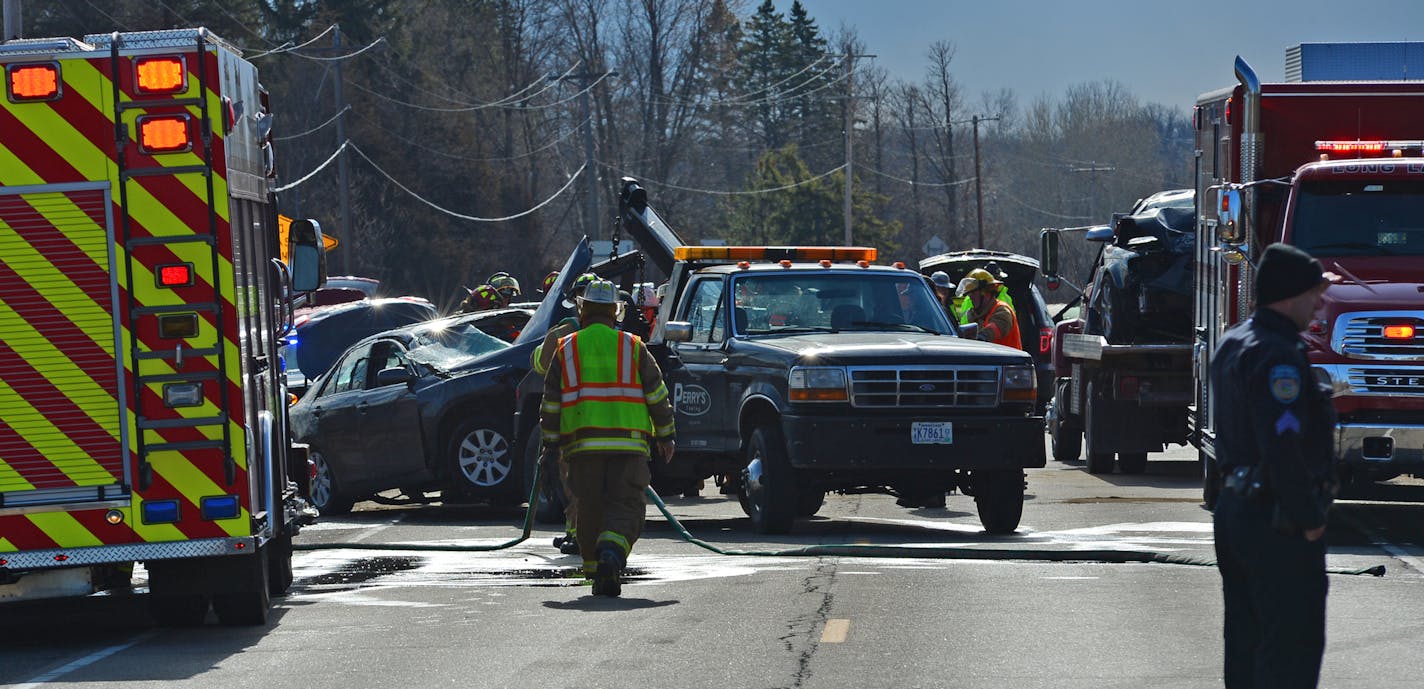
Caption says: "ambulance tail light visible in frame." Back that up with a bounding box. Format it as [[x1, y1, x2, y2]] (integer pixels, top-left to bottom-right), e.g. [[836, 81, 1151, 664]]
[[673, 246, 877, 262], [134, 56, 186, 95], [137, 114, 193, 154], [789, 366, 849, 402], [6, 62, 61, 101]]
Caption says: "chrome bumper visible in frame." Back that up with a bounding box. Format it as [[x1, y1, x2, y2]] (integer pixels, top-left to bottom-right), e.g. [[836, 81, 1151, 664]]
[[1336, 423, 1424, 466]]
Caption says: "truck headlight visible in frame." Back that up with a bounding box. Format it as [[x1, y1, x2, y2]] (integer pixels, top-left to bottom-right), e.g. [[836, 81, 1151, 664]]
[[1001, 364, 1036, 402], [789, 366, 848, 402]]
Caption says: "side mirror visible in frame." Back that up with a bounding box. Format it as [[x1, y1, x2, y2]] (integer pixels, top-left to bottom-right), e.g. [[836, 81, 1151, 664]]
[[375, 366, 414, 387], [289, 218, 327, 293], [664, 321, 693, 343], [1039, 229, 1060, 280], [958, 322, 980, 340], [1217, 187, 1244, 243]]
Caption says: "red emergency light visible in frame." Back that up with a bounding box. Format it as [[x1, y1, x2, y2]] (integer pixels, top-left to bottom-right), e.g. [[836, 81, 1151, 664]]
[[7, 63, 60, 101], [137, 115, 192, 154], [135, 56, 186, 95], [1316, 141, 1386, 154], [157, 263, 194, 288], [1383, 324, 1416, 340]]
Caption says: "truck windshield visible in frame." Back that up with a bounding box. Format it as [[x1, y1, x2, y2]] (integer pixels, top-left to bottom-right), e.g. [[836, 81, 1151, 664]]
[[1292, 180, 1424, 257], [731, 272, 955, 336]]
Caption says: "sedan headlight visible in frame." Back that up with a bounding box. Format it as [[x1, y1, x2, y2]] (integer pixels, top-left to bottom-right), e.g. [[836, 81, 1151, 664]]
[[1001, 364, 1036, 402], [789, 366, 848, 402]]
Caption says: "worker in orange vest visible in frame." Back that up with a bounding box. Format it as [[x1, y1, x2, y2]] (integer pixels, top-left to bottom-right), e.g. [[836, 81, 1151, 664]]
[[957, 268, 1022, 349]]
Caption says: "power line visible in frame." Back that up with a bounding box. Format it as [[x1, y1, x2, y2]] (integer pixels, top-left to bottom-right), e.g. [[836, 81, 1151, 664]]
[[289, 36, 386, 62], [860, 165, 975, 188], [274, 140, 348, 193], [999, 189, 1092, 221], [363, 59, 578, 111], [351, 109, 587, 162], [345, 69, 609, 113], [348, 144, 586, 222], [274, 105, 350, 142], [250, 25, 335, 59], [598, 160, 846, 196]]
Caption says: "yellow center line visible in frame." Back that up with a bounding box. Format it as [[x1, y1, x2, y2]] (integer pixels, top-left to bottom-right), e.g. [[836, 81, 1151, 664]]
[[820, 618, 851, 644]]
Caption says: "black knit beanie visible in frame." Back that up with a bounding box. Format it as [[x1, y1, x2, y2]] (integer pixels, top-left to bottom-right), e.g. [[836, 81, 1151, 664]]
[[1255, 243, 1327, 305]]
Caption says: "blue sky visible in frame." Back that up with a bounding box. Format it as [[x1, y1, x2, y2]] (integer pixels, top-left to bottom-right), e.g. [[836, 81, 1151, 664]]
[[782, 0, 1424, 111]]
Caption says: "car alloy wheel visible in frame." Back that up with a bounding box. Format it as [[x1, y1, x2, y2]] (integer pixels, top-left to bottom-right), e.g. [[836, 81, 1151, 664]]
[[457, 427, 513, 487]]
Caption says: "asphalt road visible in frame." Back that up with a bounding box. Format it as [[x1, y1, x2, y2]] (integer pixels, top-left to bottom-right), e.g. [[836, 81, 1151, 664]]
[[4, 439, 1424, 688]]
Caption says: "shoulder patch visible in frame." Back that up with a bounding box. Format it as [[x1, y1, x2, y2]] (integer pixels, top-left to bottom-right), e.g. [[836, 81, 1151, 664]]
[[1269, 364, 1301, 404]]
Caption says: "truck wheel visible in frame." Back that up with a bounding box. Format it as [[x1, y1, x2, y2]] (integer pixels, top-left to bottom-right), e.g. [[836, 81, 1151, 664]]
[[796, 489, 825, 517], [310, 449, 354, 515], [448, 419, 515, 499], [149, 594, 209, 627], [267, 533, 295, 596], [974, 471, 1025, 534], [212, 547, 271, 627], [1052, 427, 1082, 462], [522, 433, 566, 525], [1117, 452, 1148, 475], [1083, 382, 1115, 474], [739, 425, 796, 534], [1201, 450, 1221, 510]]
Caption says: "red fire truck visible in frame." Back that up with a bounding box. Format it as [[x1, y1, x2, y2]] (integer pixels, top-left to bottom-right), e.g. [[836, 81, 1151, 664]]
[[0, 28, 325, 625], [1194, 56, 1424, 504]]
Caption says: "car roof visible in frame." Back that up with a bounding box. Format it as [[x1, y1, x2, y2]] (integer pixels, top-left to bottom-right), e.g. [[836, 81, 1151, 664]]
[[1131, 188, 1194, 213]]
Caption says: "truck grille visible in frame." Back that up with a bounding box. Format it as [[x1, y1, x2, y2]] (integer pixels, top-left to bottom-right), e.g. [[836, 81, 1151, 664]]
[[1333, 312, 1424, 360], [849, 366, 999, 409], [1346, 367, 1424, 396]]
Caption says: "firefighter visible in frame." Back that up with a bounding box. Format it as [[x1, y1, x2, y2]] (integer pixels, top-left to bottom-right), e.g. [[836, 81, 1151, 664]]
[[540, 279, 676, 597], [982, 261, 1016, 311], [537, 271, 560, 295], [459, 283, 506, 313], [532, 272, 599, 555], [1210, 243, 1336, 689], [957, 268, 1022, 349], [488, 272, 522, 303]]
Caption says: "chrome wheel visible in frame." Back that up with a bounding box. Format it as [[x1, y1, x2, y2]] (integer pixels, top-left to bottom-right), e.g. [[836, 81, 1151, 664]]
[[457, 427, 512, 487]]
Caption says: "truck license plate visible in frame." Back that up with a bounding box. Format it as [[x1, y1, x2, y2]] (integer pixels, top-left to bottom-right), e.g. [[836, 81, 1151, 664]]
[[911, 422, 953, 445]]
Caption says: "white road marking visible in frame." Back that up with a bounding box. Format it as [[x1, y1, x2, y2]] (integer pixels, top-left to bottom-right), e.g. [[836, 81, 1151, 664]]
[[820, 619, 851, 643], [10, 632, 156, 688]]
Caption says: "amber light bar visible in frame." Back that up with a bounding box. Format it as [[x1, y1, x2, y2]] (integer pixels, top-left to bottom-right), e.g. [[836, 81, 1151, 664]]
[[674, 246, 878, 262]]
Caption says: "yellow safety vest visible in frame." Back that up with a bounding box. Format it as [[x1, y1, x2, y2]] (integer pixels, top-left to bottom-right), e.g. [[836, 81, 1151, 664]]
[[557, 323, 654, 455]]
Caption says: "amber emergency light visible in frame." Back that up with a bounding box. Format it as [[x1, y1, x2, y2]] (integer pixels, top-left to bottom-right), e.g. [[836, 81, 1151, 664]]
[[137, 115, 192, 154], [673, 246, 877, 262], [135, 56, 186, 94], [7, 63, 60, 101], [1383, 324, 1416, 340]]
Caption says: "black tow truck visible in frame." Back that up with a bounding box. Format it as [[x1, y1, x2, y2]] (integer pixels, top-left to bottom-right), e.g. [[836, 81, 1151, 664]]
[[604, 179, 1046, 534]]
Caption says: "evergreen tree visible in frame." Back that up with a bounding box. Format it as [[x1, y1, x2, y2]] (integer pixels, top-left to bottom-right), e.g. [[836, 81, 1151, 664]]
[[736, 0, 795, 149], [725, 146, 899, 251], [786, 1, 837, 167]]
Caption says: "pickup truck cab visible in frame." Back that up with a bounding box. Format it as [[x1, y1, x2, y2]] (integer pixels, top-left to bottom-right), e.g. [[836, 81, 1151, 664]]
[[652, 246, 1045, 534]]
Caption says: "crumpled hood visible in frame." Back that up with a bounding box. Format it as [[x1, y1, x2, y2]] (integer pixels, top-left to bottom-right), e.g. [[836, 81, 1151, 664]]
[[744, 332, 1031, 366]]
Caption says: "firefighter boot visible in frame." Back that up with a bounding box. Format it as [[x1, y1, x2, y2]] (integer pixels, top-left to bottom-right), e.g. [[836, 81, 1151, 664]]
[[554, 531, 580, 555], [592, 547, 624, 597]]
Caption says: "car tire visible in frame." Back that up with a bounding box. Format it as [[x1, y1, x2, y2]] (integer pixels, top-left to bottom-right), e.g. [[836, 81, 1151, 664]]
[[1083, 382, 1115, 474], [795, 489, 825, 517], [739, 425, 796, 534], [448, 418, 515, 499], [1117, 452, 1149, 475], [522, 432, 566, 525], [267, 532, 294, 596], [974, 470, 1025, 535], [309, 449, 354, 515], [1049, 381, 1082, 462]]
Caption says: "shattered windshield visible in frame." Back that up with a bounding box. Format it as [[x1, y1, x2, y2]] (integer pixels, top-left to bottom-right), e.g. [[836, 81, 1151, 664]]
[[1293, 180, 1424, 257], [731, 272, 955, 335], [406, 318, 511, 368]]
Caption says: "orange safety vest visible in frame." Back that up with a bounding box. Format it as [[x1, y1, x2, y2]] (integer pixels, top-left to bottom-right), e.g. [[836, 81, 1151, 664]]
[[982, 300, 1023, 350]]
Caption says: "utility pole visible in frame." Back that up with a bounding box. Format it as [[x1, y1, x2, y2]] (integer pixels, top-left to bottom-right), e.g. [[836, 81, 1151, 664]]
[[969, 114, 999, 248], [842, 52, 874, 246], [550, 69, 617, 241], [332, 26, 353, 275], [1070, 162, 1116, 220], [3, 0, 21, 40]]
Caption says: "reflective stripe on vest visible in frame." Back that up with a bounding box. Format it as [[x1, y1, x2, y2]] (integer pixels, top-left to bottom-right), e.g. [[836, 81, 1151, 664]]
[[558, 324, 654, 451]]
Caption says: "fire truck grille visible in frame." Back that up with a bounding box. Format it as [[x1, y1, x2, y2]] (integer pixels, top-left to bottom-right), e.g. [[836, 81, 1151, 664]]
[[849, 366, 999, 408], [1346, 367, 1424, 396], [1335, 314, 1424, 360]]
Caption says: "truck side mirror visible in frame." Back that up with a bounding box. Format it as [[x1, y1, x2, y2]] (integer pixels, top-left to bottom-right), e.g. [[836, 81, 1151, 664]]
[[288, 218, 327, 293], [1217, 187, 1244, 243], [664, 321, 693, 343], [1040, 229, 1060, 280]]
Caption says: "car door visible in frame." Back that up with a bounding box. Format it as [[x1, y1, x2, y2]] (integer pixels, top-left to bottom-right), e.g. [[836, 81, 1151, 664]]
[[308, 345, 370, 485], [359, 339, 430, 481], [666, 277, 733, 453]]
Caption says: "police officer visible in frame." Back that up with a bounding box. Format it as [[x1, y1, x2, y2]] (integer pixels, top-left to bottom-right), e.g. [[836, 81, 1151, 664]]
[[539, 279, 676, 597], [1211, 243, 1337, 689]]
